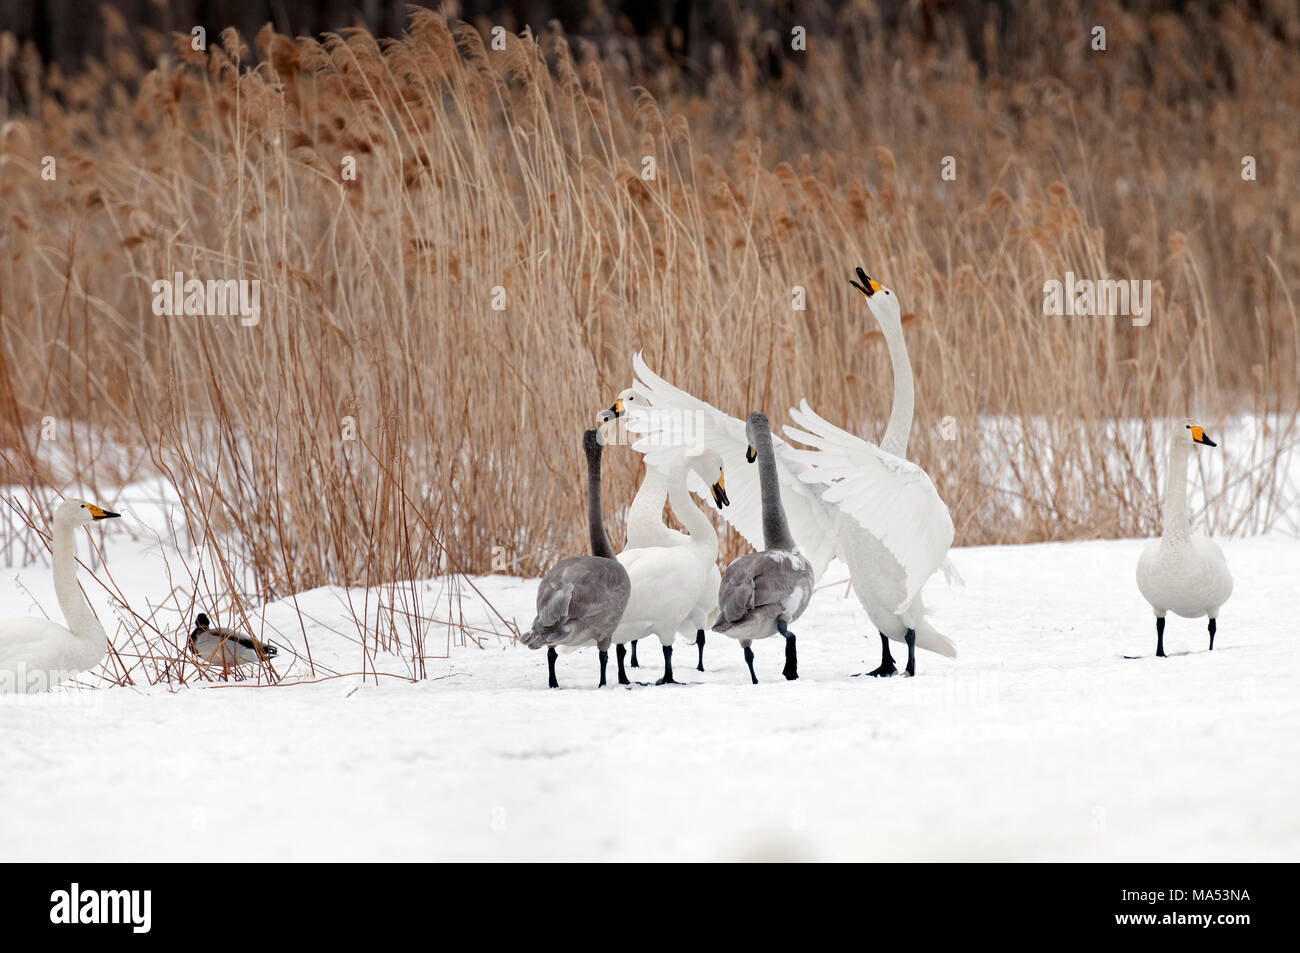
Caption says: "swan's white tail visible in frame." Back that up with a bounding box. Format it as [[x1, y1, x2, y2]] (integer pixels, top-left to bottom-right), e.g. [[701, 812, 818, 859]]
[[914, 616, 957, 658]]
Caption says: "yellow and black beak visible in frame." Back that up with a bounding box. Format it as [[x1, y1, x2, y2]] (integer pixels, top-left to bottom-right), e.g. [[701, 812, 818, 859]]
[[745, 445, 757, 463], [608, 397, 626, 418], [1189, 425, 1217, 447], [87, 503, 121, 521], [711, 473, 730, 508], [850, 266, 884, 299]]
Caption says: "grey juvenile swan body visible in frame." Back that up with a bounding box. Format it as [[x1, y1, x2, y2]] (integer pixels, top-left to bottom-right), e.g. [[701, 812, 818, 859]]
[[713, 413, 815, 684], [523, 428, 631, 688]]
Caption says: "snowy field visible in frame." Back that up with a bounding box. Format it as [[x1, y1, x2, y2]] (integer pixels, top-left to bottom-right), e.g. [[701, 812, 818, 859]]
[[2, 509, 1297, 862]]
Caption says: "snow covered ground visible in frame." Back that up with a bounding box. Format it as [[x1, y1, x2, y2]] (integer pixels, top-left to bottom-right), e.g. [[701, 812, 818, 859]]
[[2, 504, 1297, 862]]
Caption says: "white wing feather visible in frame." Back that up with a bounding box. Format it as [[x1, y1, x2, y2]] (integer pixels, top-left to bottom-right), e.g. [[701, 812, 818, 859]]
[[784, 399, 953, 611], [624, 352, 840, 580]]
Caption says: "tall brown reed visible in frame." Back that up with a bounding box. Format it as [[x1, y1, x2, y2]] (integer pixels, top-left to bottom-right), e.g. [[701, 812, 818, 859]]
[[0, 2, 1296, 611]]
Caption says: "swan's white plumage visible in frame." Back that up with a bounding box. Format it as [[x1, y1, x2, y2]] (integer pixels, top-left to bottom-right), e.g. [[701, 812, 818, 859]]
[[0, 498, 119, 694], [1136, 421, 1233, 623], [617, 399, 722, 635], [609, 449, 726, 650], [625, 351, 840, 580], [784, 399, 953, 612]]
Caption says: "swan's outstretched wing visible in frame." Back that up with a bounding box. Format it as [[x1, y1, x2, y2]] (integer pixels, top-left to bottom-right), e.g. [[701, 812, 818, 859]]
[[784, 399, 953, 611], [624, 352, 840, 579]]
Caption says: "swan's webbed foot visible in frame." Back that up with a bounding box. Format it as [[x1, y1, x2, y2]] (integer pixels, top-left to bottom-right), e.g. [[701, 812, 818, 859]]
[[629, 639, 640, 668], [616, 643, 631, 685], [695, 630, 706, 672], [742, 643, 758, 684], [867, 632, 897, 677], [547, 646, 559, 689], [655, 644, 677, 685]]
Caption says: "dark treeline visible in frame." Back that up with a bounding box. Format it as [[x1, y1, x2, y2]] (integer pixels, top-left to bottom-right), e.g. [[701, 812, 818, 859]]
[[1, 0, 1291, 111], [6, 0, 1051, 88]]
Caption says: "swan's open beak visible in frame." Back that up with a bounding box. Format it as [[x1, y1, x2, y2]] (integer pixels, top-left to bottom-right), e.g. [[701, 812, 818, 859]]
[[745, 445, 757, 463], [850, 266, 884, 298], [711, 474, 729, 508], [87, 504, 120, 520], [1190, 426, 1217, 447]]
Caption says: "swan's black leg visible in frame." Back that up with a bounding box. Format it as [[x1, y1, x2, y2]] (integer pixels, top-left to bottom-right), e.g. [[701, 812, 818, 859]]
[[778, 619, 798, 680], [867, 632, 897, 677], [656, 644, 677, 685], [547, 646, 559, 689], [598, 650, 609, 687], [904, 628, 916, 677], [629, 639, 640, 668], [1208, 617, 1216, 651], [1155, 616, 1166, 658], [742, 642, 758, 684], [616, 643, 630, 685], [695, 630, 706, 671]]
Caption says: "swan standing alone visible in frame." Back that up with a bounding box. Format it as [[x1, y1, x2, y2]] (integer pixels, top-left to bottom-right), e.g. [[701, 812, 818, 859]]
[[608, 389, 722, 673], [608, 447, 728, 685], [0, 499, 121, 694], [523, 429, 631, 688], [1136, 422, 1233, 656], [713, 413, 814, 683]]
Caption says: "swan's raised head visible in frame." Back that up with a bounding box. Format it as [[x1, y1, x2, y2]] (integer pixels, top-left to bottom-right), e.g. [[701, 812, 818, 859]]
[[194, 613, 211, 630], [744, 412, 770, 463], [850, 267, 901, 324], [1185, 422, 1217, 448], [55, 498, 121, 526]]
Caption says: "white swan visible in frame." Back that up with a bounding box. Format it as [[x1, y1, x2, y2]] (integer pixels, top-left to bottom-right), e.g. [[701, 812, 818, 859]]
[[608, 388, 721, 672], [1136, 421, 1233, 656], [609, 447, 727, 685], [624, 270, 954, 678], [0, 498, 121, 694], [785, 270, 956, 676]]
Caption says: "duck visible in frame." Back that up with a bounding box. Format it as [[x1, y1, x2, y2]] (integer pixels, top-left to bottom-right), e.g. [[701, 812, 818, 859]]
[[713, 413, 815, 683], [0, 499, 120, 694], [188, 613, 279, 672], [522, 428, 632, 687], [1136, 421, 1233, 656]]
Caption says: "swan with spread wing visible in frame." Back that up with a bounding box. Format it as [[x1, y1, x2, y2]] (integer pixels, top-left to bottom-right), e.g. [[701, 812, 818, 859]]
[[622, 269, 956, 677]]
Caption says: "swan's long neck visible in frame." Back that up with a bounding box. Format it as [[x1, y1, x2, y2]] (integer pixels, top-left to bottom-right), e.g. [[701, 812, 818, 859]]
[[665, 458, 718, 561], [754, 427, 796, 552], [879, 317, 915, 459], [586, 445, 616, 560], [626, 467, 670, 542], [1161, 435, 1192, 544], [52, 519, 105, 642]]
